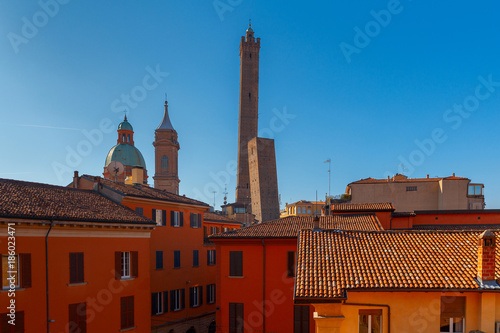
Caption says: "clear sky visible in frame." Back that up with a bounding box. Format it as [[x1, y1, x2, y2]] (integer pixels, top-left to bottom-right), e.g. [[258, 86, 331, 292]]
[[1, 1, 500, 209]]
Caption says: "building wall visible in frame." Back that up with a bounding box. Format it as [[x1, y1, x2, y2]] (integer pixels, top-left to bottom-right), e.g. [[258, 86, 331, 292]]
[[215, 239, 314, 333], [119, 198, 217, 331], [248, 137, 280, 223], [390, 211, 500, 229], [311, 291, 499, 333], [438, 179, 469, 210], [0, 222, 152, 332]]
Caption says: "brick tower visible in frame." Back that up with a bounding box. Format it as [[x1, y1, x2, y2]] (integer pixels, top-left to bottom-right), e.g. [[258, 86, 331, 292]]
[[235, 23, 260, 206], [153, 99, 180, 194]]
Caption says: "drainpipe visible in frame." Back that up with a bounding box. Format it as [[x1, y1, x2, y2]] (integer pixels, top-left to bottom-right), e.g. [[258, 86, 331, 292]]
[[46, 220, 54, 332], [262, 239, 266, 332], [342, 301, 391, 333]]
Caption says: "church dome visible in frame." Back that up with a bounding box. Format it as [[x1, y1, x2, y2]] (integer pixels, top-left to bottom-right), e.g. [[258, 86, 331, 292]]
[[118, 120, 133, 131], [105, 144, 146, 169]]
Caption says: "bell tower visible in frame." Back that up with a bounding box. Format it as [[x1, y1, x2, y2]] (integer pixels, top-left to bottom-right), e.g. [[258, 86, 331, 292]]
[[235, 22, 260, 205], [153, 98, 180, 194]]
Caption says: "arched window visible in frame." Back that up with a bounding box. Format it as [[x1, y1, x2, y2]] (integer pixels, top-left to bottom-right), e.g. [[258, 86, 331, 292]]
[[127, 134, 130, 142], [122, 134, 126, 142], [161, 156, 169, 170]]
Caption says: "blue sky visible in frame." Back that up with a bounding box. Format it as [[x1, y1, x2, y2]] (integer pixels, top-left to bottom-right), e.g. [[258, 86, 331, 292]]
[[1, 1, 500, 209]]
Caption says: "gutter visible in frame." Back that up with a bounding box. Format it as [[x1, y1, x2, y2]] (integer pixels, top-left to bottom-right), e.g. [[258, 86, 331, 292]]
[[342, 301, 391, 333], [262, 239, 266, 332], [46, 220, 54, 332]]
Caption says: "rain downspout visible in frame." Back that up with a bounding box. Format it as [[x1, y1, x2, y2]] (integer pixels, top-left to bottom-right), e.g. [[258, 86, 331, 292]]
[[262, 239, 266, 332], [46, 220, 54, 332]]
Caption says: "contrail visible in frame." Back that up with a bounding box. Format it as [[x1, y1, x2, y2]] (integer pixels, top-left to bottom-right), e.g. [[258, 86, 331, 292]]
[[16, 124, 82, 131]]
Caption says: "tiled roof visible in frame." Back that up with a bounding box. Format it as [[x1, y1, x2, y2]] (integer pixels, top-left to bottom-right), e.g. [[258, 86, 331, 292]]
[[0, 178, 154, 224], [287, 200, 325, 207], [331, 202, 394, 212], [349, 176, 468, 185], [295, 229, 499, 301], [413, 224, 500, 231], [210, 215, 383, 239], [82, 175, 209, 207], [204, 212, 242, 225]]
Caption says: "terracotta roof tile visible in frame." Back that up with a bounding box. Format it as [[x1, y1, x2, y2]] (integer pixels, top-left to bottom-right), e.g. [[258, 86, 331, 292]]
[[295, 229, 498, 300], [413, 224, 500, 231], [0, 178, 153, 224], [82, 175, 209, 207], [210, 214, 383, 239], [204, 212, 242, 224], [331, 202, 394, 212]]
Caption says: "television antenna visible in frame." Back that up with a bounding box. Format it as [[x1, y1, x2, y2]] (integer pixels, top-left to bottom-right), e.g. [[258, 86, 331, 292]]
[[107, 161, 124, 183]]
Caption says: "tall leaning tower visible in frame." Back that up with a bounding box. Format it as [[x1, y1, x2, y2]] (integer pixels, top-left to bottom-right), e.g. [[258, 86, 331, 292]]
[[153, 99, 180, 194], [235, 23, 260, 206]]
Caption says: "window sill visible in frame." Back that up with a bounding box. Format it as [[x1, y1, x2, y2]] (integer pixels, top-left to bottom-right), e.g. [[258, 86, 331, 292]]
[[228, 276, 245, 278], [155, 268, 164, 271], [119, 326, 136, 332], [120, 277, 136, 281], [67, 282, 88, 286], [192, 265, 199, 268], [1, 287, 25, 292]]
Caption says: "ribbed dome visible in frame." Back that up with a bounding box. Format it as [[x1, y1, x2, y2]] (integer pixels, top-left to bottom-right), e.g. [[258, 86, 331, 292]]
[[105, 144, 146, 169], [118, 120, 133, 131]]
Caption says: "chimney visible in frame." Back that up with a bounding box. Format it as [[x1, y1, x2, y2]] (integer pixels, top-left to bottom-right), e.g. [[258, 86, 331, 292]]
[[313, 215, 320, 231], [478, 230, 496, 281], [426, 174, 429, 179], [73, 171, 79, 188], [452, 173, 455, 177], [132, 167, 144, 185]]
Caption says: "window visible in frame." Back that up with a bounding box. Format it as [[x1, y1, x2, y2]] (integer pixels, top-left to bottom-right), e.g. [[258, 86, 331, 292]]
[[120, 296, 134, 330], [170, 289, 185, 311], [440, 296, 465, 333], [1, 311, 24, 332], [171, 211, 183, 227], [189, 286, 203, 307], [207, 250, 216, 266], [174, 251, 181, 268], [1, 253, 31, 289], [127, 134, 130, 143], [156, 251, 163, 270], [229, 251, 243, 277], [359, 309, 382, 333], [152, 209, 166, 226], [468, 184, 483, 196], [297, 207, 302, 214], [161, 155, 169, 170], [193, 250, 199, 267], [152, 291, 168, 315], [235, 207, 245, 214], [207, 284, 216, 304], [211, 226, 218, 235], [69, 252, 84, 284], [406, 186, 417, 192], [115, 251, 138, 279], [135, 207, 143, 215], [294, 305, 309, 333], [229, 303, 244, 333], [122, 134, 126, 142], [190, 213, 202, 228], [287, 251, 296, 278], [68, 303, 86, 333]]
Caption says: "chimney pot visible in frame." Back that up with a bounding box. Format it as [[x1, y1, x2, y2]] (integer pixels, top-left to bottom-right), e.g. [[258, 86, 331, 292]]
[[427, 174, 429, 179], [73, 171, 79, 188]]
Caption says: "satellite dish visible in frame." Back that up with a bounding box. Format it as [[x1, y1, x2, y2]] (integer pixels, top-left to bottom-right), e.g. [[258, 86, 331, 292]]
[[107, 161, 124, 182]]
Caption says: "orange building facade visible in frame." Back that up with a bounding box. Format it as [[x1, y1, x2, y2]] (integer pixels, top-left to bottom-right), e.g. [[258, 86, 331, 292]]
[[210, 215, 383, 333], [0, 178, 154, 333]]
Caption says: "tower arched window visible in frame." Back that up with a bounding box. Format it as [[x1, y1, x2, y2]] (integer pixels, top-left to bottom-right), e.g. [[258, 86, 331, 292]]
[[161, 156, 169, 170], [127, 134, 130, 143], [122, 134, 126, 142]]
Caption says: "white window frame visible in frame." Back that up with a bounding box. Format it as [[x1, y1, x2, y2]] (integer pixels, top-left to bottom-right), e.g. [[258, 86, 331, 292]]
[[173, 289, 181, 311], [359, 314, 382, 333], [208, 250, 215, 265], [121, 252, 130, 278], [440, 318, 465, 333], [173, 211, 180, 227], [193, 287, 200, 307], [207, 284, 215, 304], [154, 292, 164, 315]]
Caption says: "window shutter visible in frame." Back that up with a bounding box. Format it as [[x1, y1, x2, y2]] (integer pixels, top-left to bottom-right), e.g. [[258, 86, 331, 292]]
[[287, 251, 295, 278], [69, 303, 78, 330], [171, 211, 175, 226], [17, 311, 25, 332], [70, 253, 77, 283], [151, 293, 157, 315], [129, 296, 135, 327], [200, 286, 203, 305], [80, 304, 87, 333], [441, 296, 465, 317], [198, 214, 202, 228], [181, 288, 185, 309], [152, 209, 156, 222], [170, 290, 175, 312], [190, 213, 194, 228], [180, 212, 184, 227], [20, 253, 31, 288], [78, 253, 84, 283], [213, 284, 216, 303], [120, 297, 127, 329], [230, 251, 242, 276], [0, 255, 2, 289], [131, 251, 138, 278], [189, 287, 194, 307], [229, 303, 236, 332], [207, 250, 210, 265], [115, 252, 121, 279], [163, 291, 169, 313], [214, 250, 216, 265], [162, 210, 167, 226]]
